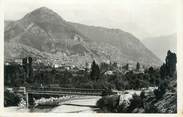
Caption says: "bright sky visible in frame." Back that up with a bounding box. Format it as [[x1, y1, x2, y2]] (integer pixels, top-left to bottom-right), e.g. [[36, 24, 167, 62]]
[[4, 0, 177, 39]]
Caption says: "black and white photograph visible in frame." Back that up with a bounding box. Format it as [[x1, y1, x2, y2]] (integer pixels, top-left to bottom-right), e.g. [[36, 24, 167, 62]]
[[2, 0, 179, 114]]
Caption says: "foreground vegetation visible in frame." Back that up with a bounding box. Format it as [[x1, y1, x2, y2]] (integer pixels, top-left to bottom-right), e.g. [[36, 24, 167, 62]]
[[96, 50, 177, 113], [5, 50, 176, 90], [4, 50, 177, 112], [4, 90, 21, 107]]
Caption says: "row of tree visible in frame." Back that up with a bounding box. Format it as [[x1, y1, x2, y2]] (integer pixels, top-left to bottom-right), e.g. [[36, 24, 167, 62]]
[[4, 50, 176, 91]]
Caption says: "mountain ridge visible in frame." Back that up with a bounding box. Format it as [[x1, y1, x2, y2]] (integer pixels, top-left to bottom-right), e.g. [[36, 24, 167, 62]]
[[4, 7, 162, 66], [142, 33, 176, 61]]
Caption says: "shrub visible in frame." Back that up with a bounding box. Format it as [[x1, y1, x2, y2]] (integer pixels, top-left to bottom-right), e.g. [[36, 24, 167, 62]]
[[96, 95, 120, 112], [154, 89, 161, 99], [140, 91, 145, 99], [96, 98, 104, 108], [4, 90, 21, 107], [116, 102, 129, 113], [127, 93, 144, 112], [154, 81, 167, 99], [144, 103, 158, 113]]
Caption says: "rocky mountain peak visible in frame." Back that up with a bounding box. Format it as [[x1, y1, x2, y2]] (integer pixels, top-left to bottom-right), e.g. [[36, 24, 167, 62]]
[[22, 7, 65, 25], [4, 7, 162, 66]]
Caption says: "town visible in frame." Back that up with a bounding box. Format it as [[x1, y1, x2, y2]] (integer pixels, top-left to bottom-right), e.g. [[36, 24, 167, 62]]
[[4, 50, 177, 113]]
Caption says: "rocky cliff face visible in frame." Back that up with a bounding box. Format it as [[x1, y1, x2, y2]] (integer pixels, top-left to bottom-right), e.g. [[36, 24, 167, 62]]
[[4, 7, 161, 66]]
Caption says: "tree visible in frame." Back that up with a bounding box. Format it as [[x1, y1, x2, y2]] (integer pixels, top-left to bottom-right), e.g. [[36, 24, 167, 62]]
[[112, 62, 118, 68], [28, 57, 33, 82], [90, 60, 100, 81], [160, 63, 167, 79], [165, 50, 177, 77], [100, 62, 110, 73], [154, 80, 167, 99], [136, 62, 140, 71], [123, 64, 129, 70], [4, 90, 21, 107], [22, 57, 27, 73], [160, 50, 177, 78], [154, 50, 177, 99], [148, 67, 154, 73]]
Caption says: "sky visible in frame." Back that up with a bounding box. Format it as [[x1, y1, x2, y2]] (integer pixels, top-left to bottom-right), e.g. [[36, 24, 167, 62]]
[[4, 0, 177, 39]]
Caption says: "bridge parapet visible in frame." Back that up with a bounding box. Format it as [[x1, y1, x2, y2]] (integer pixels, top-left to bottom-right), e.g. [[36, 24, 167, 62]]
[[27, 87, 105, 94], [24, 87, 104, 108]]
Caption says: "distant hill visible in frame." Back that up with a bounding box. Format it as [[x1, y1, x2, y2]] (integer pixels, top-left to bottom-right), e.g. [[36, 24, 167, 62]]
[[4, 7, 161, 66], [142, 34, 176, 61]]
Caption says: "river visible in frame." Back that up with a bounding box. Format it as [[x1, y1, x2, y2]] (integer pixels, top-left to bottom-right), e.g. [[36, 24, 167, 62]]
[[4, 89, 151, 113], [4, 96, 101, 113]]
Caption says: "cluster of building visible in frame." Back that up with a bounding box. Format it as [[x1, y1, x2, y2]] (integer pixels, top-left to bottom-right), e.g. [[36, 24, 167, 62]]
[[5, 57, 145, 76]]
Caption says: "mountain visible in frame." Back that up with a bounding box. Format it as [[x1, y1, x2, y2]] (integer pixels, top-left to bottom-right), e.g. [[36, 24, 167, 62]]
[[119, 22, 152, 39], [4, 7, 161, 66], [142, 34, 177, 61]]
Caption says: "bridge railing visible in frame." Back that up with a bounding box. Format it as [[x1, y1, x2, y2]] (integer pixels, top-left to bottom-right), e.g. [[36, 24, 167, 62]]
[[27, 87, 105, 93], [12, 87, 105, 97]]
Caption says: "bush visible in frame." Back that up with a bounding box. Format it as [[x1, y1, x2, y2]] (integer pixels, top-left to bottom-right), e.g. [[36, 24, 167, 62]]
[[144, 103, 158, 113], [4, 90, 21, 107], [116, 102, 129, 113], [96, 98, 104, 108], [96, 95, 120, 112], [140, 91, 145, 99], [154, 82, 167, 99], [127, 93, 144, 112], [154, 89, 161, 99]]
